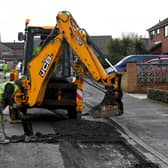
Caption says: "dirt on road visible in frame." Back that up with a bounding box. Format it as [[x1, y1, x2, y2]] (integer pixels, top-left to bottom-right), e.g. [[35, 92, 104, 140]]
[[0, 116, 159, 168]]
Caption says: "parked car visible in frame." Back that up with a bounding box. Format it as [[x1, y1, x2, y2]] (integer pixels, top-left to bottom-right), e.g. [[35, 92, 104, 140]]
[[0, 60, 5, 71], [143, 57, 168, 64], [106, 54, 168, 73]]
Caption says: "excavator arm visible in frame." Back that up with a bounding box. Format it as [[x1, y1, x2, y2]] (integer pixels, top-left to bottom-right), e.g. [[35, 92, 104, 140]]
[[56, 11, 122, 88], [15, 11, 123, 118], [56, 11, 123, 117]]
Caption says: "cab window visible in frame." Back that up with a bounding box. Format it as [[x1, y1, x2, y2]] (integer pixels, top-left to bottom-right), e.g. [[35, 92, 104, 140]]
[[148, 60, 160, 64]]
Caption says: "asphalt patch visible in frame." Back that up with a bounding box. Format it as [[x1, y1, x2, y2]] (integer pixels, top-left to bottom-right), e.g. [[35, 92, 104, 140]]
[[8, 119, 160, 168]]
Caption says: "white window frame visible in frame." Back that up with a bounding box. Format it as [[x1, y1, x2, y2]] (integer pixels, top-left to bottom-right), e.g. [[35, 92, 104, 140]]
[[164, 25, 168, 37], [157, 28, 160, 34]]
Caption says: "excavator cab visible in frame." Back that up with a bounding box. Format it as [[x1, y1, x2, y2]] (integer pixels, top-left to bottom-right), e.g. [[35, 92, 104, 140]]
[[18, 26, 58, 75]]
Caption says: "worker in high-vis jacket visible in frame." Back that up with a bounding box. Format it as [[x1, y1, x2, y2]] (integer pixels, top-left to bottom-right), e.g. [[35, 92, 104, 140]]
[[2, 61, 9, 79], [0, 80, 33, 143], [0, 81, 19, 143]]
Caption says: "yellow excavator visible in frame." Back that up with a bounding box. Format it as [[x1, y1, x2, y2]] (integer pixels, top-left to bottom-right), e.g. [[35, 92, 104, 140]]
[[11, 11, 123, 120]]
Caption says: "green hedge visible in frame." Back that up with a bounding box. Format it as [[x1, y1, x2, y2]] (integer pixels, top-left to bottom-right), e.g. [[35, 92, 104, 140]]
[[147, 88, 168, 103]]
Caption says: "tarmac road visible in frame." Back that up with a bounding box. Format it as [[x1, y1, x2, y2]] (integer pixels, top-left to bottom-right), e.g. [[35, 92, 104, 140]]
[[0, 77, 167, 167], [1, 112, 159, 168], [1, 109, 148, 168]]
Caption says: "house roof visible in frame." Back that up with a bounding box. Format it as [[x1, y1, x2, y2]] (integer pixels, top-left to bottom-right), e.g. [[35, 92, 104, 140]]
[[0, 36, 111, 56], [2, 42, 24, 50], [0, 43, 12, 51], [1, 36, 111, 54], [147, 18, 168, 32]]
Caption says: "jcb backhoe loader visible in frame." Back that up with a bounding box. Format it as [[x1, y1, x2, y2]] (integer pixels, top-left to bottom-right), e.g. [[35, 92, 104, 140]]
[[11, 11, 123, 120]]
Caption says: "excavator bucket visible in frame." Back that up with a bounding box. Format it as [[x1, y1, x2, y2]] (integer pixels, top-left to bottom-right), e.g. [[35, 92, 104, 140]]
[[89, 87, 123, 118]]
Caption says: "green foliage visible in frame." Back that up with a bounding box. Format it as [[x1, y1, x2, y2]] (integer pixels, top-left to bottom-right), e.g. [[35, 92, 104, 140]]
[[107, 38, 123, 64], [107, 33, 149, 64]]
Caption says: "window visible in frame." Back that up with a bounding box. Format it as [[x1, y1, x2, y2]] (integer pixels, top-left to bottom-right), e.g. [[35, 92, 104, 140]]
[[161, 60, 168, 64], [157, 29, 160, 34], [128, 56, 137, 62], [1, 51, 10, 56], [149, 32, 153, 39], [148, 60, 160, 64], [164, 25, 168, 37]]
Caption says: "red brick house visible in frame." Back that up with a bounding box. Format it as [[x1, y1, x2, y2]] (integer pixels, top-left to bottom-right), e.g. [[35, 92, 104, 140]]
[[0, 42, 24, 60], [147, 18, 168, 54]]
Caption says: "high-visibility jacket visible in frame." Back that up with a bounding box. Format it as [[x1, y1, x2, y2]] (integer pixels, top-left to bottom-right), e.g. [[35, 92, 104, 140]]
[[33, 46, 42, 56], [0, 82, 19, 102], [2, 63, 9, 71]]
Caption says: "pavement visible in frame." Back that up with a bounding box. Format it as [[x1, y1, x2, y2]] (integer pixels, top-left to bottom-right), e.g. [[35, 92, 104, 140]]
[[113, 92, 168, 165]]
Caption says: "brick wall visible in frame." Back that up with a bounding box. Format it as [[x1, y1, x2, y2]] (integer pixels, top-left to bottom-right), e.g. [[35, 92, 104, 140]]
[[121, 62, 168, 93], [126, 62, 137, 92]]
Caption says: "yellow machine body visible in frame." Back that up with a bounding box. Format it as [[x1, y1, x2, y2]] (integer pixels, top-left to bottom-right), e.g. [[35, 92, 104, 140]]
[[14, 11, 123, 119]]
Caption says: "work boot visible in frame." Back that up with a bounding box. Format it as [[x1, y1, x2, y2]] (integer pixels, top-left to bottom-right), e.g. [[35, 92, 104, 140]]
[[24, 135, 35, 142], [0, 137, 10, 144]]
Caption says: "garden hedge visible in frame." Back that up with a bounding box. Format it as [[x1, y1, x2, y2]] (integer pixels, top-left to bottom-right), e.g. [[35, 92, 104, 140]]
[[147, 88, 168, 103]]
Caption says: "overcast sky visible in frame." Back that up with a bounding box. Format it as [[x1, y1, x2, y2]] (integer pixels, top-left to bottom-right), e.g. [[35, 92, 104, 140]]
[[0, 0, 168, 42]]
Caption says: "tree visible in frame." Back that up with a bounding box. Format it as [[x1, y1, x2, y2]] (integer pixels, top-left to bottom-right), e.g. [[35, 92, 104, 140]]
[[107, 33, 149, 64], [107, 38, 123, 64]]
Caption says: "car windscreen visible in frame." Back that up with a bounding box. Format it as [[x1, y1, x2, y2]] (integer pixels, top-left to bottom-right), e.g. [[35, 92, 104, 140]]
[[115, 57, 129, 66], [115, 56, 137, 66]]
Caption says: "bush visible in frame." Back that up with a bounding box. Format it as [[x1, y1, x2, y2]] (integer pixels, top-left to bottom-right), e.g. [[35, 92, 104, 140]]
[[147, 88, 168, 103]]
